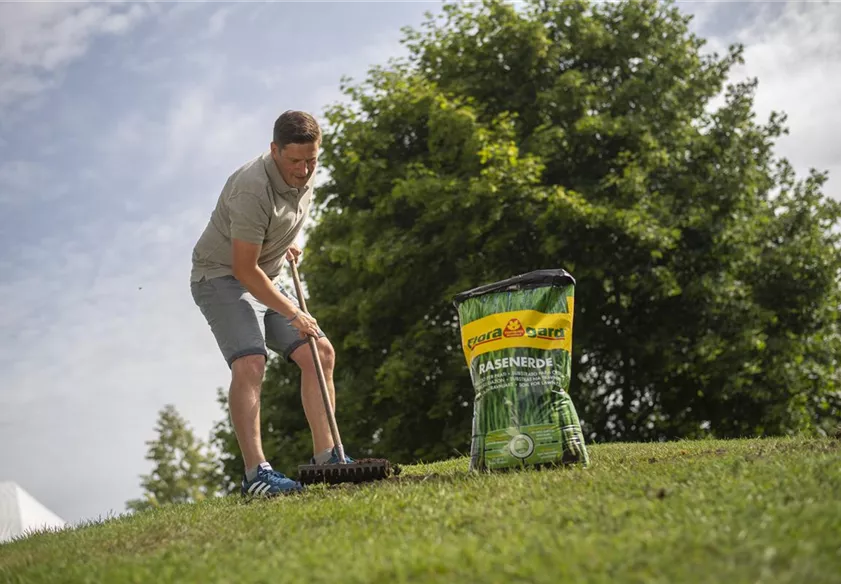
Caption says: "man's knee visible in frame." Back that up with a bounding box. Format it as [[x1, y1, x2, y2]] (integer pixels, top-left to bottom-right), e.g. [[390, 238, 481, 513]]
[[231, 353, 266, 384], [291, 337, 335, 372], [317, 338, 335, 370]]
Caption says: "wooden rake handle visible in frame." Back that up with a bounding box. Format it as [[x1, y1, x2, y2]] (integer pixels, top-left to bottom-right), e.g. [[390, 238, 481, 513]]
[[288, 257, 346, 463]]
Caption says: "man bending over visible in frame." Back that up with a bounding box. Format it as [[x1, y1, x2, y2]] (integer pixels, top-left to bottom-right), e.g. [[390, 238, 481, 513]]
[[190, 110, 352, 496]]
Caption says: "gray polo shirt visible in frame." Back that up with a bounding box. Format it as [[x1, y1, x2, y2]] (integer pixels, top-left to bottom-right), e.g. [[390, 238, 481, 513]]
[[190, 151, 314, 283]]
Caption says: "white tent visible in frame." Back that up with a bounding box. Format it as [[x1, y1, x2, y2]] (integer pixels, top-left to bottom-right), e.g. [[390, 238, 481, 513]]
[[0, 481, 67, 544]]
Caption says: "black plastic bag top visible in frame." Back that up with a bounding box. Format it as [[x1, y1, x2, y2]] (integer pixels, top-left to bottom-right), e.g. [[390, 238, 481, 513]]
[[453, 269, 576, 307]]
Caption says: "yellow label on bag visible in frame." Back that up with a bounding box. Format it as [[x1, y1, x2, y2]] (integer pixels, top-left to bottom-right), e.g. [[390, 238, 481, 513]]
[[460, 299, 574, 365]]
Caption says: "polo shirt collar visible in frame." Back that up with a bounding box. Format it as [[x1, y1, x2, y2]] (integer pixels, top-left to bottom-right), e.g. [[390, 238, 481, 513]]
[[262, 151, 310, 197]]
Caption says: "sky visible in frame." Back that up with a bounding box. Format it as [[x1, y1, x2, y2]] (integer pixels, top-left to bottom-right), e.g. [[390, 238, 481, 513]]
[[0, 1, 839, 528]]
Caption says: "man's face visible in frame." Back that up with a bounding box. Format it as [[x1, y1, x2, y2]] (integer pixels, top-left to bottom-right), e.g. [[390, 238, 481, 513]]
[[272, 141, 319, 188]]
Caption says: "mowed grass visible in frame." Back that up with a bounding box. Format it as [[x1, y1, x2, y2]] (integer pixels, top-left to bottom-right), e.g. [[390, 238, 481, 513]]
[[1, 437, 840, 584]]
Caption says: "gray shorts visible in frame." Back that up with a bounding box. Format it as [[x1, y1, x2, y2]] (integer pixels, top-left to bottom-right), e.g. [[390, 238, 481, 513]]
[[190, 275, 326, 368]]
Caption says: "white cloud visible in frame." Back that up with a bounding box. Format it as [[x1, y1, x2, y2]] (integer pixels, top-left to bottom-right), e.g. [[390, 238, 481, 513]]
[[205, 7, 231, 38], [0, 160, 42, 203], [738, 2, 841, 199], [0, 2, 148, 112], [691, 1, 841, 200], [0, 158, 73, 206], [154, 89, 265, 183]]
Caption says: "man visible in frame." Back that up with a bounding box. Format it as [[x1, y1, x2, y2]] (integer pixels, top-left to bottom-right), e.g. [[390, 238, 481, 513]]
[[190, 110, 353, 497]]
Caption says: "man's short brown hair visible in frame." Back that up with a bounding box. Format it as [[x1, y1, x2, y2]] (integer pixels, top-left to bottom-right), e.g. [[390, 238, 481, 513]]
[[273, 110, 321, 149]]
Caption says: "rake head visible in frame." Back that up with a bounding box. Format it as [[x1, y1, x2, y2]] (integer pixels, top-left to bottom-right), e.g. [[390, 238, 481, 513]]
[[297, 458, 393, 485]]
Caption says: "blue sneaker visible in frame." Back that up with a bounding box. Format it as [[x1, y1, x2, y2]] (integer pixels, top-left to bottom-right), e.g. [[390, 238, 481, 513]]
[[241, 462, 303, 497], [310, 446, 355, 465]]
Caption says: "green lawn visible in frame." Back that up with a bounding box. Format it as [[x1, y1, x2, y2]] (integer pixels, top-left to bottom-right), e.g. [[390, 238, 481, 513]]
[[1, 437, 839, 583]]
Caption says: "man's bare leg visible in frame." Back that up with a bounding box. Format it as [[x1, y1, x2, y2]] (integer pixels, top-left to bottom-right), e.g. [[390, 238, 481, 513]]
[[228, 354, 267, 470], [290, 337, 336, 456]]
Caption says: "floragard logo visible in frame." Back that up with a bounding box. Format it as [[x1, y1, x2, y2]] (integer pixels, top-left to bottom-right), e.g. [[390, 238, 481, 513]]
[[466, 318, 566, 351]]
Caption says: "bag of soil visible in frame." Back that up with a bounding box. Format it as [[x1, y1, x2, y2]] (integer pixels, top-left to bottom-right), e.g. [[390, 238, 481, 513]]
[[453, 269, 589, 471]]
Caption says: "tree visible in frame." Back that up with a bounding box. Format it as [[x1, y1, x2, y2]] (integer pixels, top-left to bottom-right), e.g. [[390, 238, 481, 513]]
[[213, 0, 841, 467], [127, 404, 222, 512]]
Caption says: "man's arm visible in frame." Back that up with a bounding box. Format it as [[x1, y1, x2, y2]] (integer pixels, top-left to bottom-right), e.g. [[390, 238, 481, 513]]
[[231, 238, 298, 318], [232, 239, 321, 338], [227, 190, 296, 317], [227, 190, 319, 336]]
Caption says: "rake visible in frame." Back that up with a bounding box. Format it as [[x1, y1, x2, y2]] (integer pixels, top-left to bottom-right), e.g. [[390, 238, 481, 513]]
[[289, 257, 393, 485]]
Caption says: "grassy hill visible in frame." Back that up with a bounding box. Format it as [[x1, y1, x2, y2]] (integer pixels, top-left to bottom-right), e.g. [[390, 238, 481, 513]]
[[1, 437, 839, 583]]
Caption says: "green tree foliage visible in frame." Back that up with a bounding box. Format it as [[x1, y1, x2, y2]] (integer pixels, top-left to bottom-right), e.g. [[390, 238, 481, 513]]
[[212, 0, 841, 468], [126, 404, 222, 511]]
